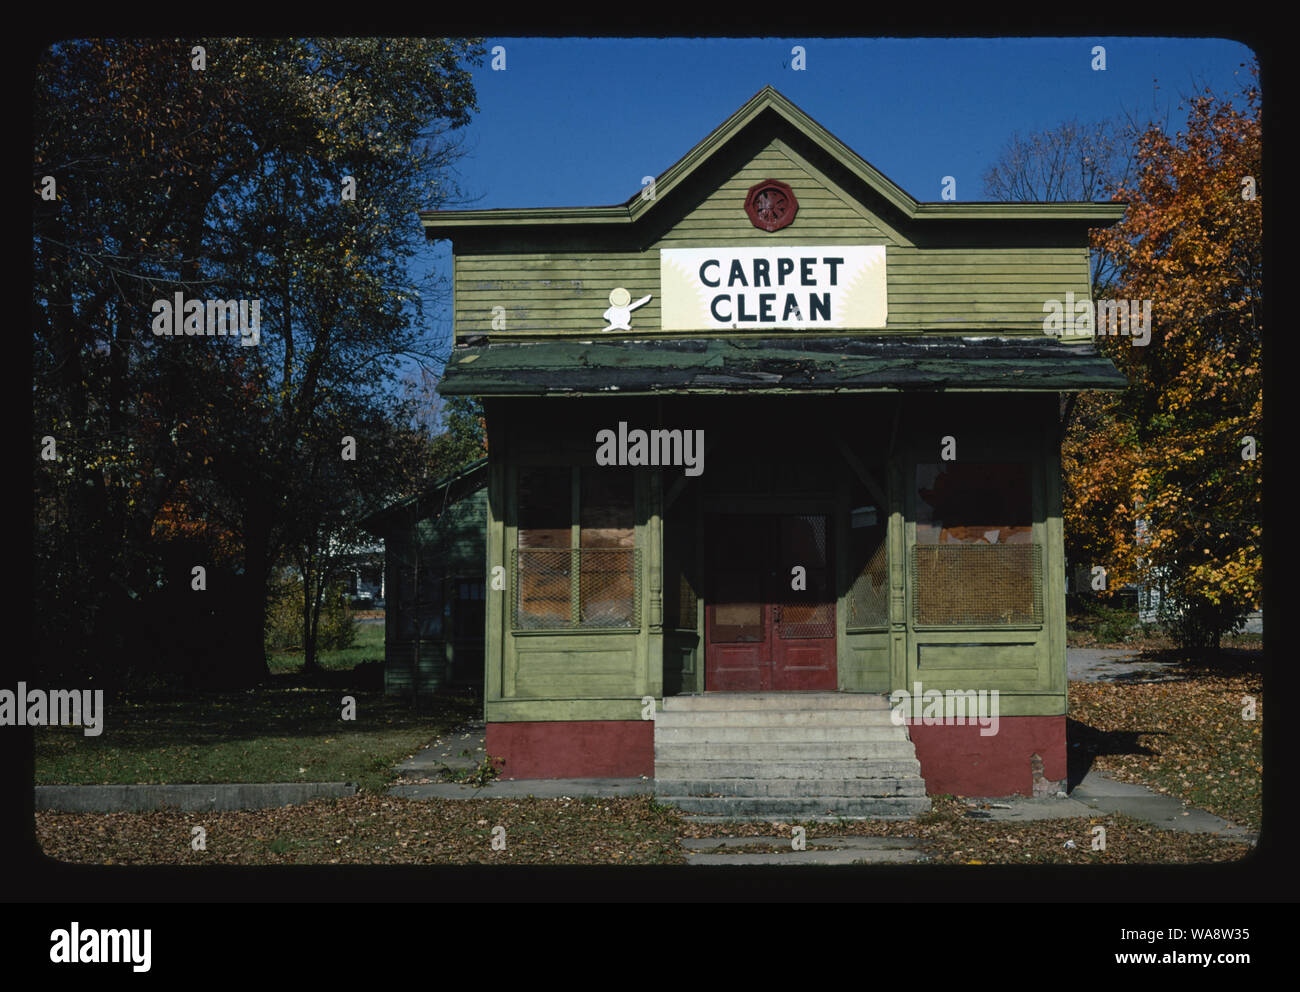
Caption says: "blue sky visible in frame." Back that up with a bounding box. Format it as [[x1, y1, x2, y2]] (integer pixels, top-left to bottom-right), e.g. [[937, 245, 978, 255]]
[[413, 36, 1256, 391], [447, 37, 1256, 209]]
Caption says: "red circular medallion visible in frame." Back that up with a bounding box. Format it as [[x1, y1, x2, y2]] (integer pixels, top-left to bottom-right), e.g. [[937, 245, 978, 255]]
[[744, 179, 798, 232]]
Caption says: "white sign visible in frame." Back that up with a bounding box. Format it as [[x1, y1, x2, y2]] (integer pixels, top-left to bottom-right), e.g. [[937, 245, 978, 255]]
[[659, 245, 886, 330]]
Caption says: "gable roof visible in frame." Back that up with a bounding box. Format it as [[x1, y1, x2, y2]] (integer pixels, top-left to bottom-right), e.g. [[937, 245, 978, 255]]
[[420, 86, 1126, 235]]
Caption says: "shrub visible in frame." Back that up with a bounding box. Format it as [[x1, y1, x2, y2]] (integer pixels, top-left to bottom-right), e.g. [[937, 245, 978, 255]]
[[1071, 595, 1138, 643], [1093, 602, 1138, 643], [265, 570, 356, 652], [1156, 578, 1252, 653]]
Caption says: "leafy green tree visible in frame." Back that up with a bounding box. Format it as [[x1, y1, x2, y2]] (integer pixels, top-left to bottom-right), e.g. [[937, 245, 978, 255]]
[[34, 38, 483, 685]]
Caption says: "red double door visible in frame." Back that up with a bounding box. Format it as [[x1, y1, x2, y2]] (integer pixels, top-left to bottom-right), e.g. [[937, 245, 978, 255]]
[[704, 513, 837, 691]]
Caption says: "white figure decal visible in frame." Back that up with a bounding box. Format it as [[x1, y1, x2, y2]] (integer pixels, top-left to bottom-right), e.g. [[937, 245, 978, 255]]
[[601, 287, 651, 332]]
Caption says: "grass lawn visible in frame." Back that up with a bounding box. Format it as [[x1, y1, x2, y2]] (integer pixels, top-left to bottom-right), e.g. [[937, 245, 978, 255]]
[[1069, 650, 1263, 831], [268, 619, 385, 675], [35, 621, 478, 795]]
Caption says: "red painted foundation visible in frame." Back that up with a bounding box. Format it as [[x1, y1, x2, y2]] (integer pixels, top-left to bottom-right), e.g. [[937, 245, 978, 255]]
[[907, 715, 1066, 797], [486, 720, 655, 779]]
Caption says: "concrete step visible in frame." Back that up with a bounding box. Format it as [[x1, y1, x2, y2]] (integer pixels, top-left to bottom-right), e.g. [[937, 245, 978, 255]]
[[651, 693, 928, 818], [680, 836, 926, 864], [654, 708, 902, 728], [661, 693, 891, 712], [653, 757, 923, 779], [656, 795, 932, 817], [654, 777, 928, 798], [655, 724, 909, 744], [684, 848, 923, 865], [654, 741, 919, 761]]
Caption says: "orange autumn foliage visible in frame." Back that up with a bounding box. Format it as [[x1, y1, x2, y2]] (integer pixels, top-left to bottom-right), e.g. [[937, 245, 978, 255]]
[[1064, 61, 1261, 620]]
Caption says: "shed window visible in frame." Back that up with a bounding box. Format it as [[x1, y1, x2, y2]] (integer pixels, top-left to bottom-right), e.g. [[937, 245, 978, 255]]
[[452, 578, 486, 640], [395, 565, 445, 639], [515, 468, 639, 630]]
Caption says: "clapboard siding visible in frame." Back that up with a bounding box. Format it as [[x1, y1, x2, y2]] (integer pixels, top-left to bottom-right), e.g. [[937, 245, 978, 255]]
[[452, 139, 1094, 336], [385, 640, 449, 694]]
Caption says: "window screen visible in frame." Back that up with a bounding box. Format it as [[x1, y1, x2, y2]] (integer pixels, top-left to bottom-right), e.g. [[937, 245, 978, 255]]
[[913, 462, 1040, 625], [579, 470, 636, 627], [516, 467, 573, 628], [514, 467, 639, 630]]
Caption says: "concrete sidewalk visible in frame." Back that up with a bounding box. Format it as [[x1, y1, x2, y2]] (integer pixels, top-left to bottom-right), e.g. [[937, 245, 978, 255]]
[[960, 767, 1256, 843], [36, 782, 357, 812], [680, 835, 925, 865], [392, 720, 488, 782], [389, 720, 654, 799], [389, 778, 654, 799], [1067, 647, 1184, 683]]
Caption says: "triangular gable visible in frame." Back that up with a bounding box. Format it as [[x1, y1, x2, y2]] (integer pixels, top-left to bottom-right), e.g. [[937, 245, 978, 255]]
[[627, 86, 920, 229], [420, 86, 1124, 233]]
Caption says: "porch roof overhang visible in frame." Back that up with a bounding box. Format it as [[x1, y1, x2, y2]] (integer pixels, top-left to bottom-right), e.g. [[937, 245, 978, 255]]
[[436, 336, 1128, 397]]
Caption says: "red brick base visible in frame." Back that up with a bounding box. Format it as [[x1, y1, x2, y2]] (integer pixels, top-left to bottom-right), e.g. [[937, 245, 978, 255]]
[[486, 720, 655, 780], [906, 715, 1067, 797]]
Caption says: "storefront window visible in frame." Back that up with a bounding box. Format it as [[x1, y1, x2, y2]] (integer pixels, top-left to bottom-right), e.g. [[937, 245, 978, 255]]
[[847, 505, 889, 629], [516, 467, 572, 627], [913, 462, 1041, 625], [515, 467, 638, 629], [916, 462, 1032, 544]]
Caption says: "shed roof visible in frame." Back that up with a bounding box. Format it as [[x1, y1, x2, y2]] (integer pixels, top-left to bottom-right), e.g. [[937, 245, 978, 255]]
[[436, 336, 1127, 397], [358, 457, 488, 534]]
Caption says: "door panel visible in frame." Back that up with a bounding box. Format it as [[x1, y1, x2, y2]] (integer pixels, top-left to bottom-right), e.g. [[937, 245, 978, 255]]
[[772, 515, 837, 690], [704, 515, 770, 690], [704, 513, 837, 691]]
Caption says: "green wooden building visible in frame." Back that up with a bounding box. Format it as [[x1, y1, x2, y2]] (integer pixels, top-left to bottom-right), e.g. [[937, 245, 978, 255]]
[[422, 87, 1127, 807], [360, 458, 488, 697]]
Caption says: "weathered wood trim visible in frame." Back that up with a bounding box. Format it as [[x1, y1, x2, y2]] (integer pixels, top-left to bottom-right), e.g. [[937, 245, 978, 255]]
[[694, 486, 706, 693], [645, 469, 663, 699], [1043, 404, 1068, 700], [835, 475, 851, 689], [485, 408, 507, 712], [887, 451, 908, 692], [486, 698, 650, 722]]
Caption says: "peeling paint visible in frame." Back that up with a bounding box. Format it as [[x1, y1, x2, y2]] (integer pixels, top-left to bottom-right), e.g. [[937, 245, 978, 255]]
[[437, 335, 1127, 397]]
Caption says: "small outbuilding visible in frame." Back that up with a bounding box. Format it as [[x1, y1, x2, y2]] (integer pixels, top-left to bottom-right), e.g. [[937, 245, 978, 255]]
[[360, 458, 488, 697]]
